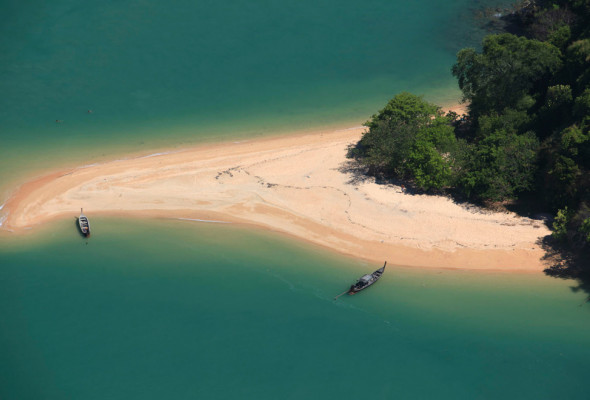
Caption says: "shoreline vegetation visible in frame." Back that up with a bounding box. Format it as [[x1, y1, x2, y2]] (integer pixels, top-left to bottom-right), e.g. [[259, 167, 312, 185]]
[[0, 115, 551, 272], [348, 0, 590, 280]]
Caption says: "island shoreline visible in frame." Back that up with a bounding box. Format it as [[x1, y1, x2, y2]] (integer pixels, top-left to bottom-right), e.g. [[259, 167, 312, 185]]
[[0, 108, 551, 273]]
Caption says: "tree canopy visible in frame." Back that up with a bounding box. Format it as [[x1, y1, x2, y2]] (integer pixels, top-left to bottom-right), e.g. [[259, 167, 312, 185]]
[[349, 93, 457, 191], [452, 33, 562, 119]]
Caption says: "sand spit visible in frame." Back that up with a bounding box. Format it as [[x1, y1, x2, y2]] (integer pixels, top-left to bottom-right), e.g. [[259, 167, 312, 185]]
[[1, 125, 550, 271]]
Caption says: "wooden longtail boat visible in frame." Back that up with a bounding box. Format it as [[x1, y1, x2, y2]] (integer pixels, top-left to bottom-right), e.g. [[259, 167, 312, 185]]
[[334, 262, 386, 299], [78, 208, 90, 237]]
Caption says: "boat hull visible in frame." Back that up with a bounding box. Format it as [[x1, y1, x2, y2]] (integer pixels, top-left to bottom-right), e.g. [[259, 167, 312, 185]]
[[348, 281, 378, 295], [78, 209, 90, 237], [346, 262, 386, 295], [78, 218, 90, 237]]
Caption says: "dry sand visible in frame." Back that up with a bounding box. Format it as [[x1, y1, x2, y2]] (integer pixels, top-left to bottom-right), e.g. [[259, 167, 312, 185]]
[[0, 122, 551, 271]]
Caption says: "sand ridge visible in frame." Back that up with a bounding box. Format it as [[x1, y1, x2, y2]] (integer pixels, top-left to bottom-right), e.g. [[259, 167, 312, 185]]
[[0, 124, 550, 271]]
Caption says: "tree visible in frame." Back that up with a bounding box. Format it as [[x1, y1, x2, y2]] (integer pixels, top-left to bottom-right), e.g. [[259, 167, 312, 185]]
[[573, 88, 590, 118], [526, 5, 575, 41], [545, 154, 581, 208], [475, 108, 530, 139], [565, 39, 590, 90], [349, 119, 417, 176], [452, 33, 562, 118], [540, 125, 589, 208], [349, 93, 458, 191], [407, 141, 452, 191], [459, 128, 539, 201], [364, 91, 441, 129], [552, 206, 572, 240]]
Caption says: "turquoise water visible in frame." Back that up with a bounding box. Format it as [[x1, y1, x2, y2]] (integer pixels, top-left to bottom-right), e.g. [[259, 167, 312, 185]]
[[1, 218, 590, 399], [4, 1, 587, 398], [0, 0, 507, 193]]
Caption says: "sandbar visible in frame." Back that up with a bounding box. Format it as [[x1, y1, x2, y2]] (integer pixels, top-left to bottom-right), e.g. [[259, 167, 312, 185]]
[[0, 123, 550, 271]]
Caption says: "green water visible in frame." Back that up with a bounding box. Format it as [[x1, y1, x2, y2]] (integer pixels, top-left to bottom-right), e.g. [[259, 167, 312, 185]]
[[4, 1, 588, 398], [0, 0, 507, 193], [1, 218, 590, 399]]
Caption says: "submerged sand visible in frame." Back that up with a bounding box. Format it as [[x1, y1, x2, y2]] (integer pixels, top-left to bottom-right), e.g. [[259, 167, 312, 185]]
[[0, 123, 550, 271]]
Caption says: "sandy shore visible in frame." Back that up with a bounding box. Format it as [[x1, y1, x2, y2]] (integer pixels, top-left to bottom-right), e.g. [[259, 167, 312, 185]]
[[0, 122, 551, 271]]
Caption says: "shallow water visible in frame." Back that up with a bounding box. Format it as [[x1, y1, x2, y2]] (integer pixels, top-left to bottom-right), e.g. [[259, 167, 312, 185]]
[[1, 218, 589, 399], [0, 0, 508, 194]]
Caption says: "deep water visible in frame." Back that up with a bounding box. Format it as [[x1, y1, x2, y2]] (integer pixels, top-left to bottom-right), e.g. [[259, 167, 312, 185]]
[[1, 218, 589, 399]]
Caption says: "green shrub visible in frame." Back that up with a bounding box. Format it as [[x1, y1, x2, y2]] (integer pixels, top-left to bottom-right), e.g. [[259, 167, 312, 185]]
[[552, 207, 572, 240], [350, 93, 458, 191]]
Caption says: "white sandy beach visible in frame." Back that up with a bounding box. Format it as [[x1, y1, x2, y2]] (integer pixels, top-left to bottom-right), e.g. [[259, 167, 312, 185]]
[[1, 121, 551, 271]]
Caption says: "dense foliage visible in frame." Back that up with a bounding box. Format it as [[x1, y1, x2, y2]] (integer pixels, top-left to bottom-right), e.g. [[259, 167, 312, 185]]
[[350, 0, 590, 263], [348, 93, 458, 191], [452, 34, 562, 120]]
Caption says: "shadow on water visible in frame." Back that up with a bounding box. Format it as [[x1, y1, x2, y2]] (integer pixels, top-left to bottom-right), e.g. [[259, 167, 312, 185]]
[[539, 235, 590, 301]]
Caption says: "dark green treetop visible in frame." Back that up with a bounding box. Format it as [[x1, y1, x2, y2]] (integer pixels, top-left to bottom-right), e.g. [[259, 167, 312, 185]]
[[350, 93, 458, 191], [452, 33, 562, 118]]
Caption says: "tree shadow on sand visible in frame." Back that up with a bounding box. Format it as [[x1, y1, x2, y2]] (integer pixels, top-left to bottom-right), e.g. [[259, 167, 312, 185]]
[[339, 158, 505, 215], [339, 159, 421, 196], [341, 156, 590, 299]]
